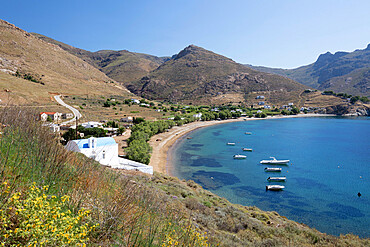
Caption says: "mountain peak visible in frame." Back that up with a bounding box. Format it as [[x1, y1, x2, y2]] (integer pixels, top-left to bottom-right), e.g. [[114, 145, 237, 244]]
[[174, 44, 205, 60]]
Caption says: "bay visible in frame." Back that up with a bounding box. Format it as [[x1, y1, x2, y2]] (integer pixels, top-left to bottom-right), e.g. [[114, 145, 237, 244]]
[[171, 117, 370, 237]]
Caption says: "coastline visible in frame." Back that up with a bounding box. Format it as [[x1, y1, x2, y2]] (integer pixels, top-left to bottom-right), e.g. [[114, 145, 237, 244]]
[[148, 113, 336, 175]]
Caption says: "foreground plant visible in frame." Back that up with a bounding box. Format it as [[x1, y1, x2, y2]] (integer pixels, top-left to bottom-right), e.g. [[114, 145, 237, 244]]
[[0, 182, 98, 246]]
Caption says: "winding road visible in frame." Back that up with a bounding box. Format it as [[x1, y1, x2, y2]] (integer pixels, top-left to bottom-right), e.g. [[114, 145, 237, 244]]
[[54, 95, 82, 125]]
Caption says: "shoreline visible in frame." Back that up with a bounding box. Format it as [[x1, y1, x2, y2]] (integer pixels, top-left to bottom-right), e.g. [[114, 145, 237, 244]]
[[148, 113, 336, 175]]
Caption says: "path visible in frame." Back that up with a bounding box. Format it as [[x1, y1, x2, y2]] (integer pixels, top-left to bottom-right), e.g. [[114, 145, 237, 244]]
[[54, 95, 82, 126]]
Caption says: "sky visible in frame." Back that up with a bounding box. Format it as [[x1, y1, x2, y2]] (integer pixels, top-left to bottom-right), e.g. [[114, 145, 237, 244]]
[[1, 0, 369, 68]]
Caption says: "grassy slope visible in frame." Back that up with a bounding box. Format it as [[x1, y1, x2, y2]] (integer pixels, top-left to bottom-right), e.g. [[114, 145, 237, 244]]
[[0, 20, 129, 105], [31, 33, 168, 84], [1, 107, 368, 246], [127, 45, 307, 106]]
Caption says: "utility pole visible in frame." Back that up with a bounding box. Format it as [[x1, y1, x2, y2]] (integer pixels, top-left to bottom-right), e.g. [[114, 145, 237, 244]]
[[75, 116, 78, 140]]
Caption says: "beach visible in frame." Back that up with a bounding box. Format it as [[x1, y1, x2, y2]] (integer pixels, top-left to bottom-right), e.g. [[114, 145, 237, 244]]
[[148, 113, 335, 175]]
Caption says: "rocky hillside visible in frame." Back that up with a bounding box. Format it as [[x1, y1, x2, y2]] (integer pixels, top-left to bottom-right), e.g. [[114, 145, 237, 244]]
[[32, 33, 169, 84], [0, 20, 127, 105], [127, 45, 307, 105], [248, 44, 370, 96]]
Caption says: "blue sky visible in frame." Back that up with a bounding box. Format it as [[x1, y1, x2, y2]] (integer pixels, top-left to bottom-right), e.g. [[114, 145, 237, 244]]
[[1, 0, 369, 68]]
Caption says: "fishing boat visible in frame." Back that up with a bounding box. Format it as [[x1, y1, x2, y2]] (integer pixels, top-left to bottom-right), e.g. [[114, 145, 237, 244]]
[[264, 167, 282, 172], [242, 148, 253, 152], [245, 132, 252, 135], [227, 142, 236, 146], [260, 157, 290, 164], [233, 154, 247, 159], [267, 176, 286, 182], [266, 185, 285, 191]]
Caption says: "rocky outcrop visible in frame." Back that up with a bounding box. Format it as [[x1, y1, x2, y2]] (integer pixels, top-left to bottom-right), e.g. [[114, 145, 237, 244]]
[[326, 103, 370, 116]]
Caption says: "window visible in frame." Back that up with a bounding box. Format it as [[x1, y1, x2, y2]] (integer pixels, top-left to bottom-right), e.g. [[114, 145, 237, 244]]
[[103, 151, 105, 159]]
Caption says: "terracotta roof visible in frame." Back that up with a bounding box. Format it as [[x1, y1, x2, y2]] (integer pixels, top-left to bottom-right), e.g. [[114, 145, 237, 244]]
[[40, 112, 56, 115]]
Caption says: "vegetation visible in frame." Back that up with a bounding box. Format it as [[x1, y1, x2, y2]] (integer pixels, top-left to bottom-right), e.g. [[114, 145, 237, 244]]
[[14, 70, 44, 85], [0, 107, 211, 246]]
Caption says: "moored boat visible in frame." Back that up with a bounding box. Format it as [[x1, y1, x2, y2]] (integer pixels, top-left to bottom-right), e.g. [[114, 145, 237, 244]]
[[227, 142, 236, 146], [260, 157, 290, 164], [245, 132, 252, 135], [264, 167, 282, 172], [267, 176, 286, 182], [242, 148, 253, 151], [266, 185, 285, 191], [233, 154, 247, 159]]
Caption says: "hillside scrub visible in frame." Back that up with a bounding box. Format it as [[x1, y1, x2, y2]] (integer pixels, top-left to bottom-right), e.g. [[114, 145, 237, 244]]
[[0, 107, 210, 246]]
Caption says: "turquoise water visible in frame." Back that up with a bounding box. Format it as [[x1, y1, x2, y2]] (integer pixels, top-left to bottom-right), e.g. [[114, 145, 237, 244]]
[[171, 117, 370, 237]]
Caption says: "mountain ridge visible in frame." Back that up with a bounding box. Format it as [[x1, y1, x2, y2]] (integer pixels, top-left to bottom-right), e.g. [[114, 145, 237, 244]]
[[248, 44, 370, 96]]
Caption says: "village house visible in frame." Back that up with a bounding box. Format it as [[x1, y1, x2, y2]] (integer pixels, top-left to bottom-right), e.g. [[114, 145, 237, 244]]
[[256, 95, 265, 99], [39, 112, 62, 121], [42, 123, 60, 132], [81, 121, 103, 128], [131, 99, 140, 104], [192, 113, 202, 119], [120, 116, 133, 122], [65, 137, 153, 174], [62, 113, 74, 119], [258, 101, 265, 105]]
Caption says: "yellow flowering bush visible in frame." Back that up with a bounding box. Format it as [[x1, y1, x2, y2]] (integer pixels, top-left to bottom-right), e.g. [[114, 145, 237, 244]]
[[162, 222, 210, 247], [0, 182, 98, 246]]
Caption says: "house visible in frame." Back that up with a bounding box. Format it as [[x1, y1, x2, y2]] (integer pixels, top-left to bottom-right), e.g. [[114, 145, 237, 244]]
[[211, 107, 219, 112], [81, 121, 103, 128], [62, 113, 74, 119], [258, 101, 265, 105], [120, 117, 133, 122], [39, 112, 62, 121], [264, 105, 271, 109], [288, 103, 294, 106], [42, 123, 60, 132], [192, 113, 202, 119], [131, 99, 140, 104], [256, 95, 265, 99], [65, 137, 153, 174], [66, 137, 119, 167]]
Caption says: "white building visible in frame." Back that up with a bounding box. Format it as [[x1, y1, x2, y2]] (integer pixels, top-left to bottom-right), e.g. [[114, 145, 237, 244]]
[[264, 105, 271, 109], [192, 113, 202, 119], [81, 121, 103, 128], [120, 117, 133, 122], [42, 123, 60, 133], [256, 95, 265, 99], [258, 101, 265, 105], [131, 99, 140, 104], [65, 137, 153, 174], [39, 112, 62, 121]]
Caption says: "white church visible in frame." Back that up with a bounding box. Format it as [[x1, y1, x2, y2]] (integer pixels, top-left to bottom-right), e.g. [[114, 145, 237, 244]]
[[65, 137, 153, 174]]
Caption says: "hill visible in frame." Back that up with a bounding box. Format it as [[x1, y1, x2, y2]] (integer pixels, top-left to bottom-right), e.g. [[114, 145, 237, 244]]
[[126, 45, 307, 105], [0, 20, 128, 105], [32, 33, 169, 84], [248, 44, 370, 96]]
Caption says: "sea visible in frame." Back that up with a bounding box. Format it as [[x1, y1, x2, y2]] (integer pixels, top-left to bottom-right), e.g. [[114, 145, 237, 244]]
[[170, 116, 370, 237]]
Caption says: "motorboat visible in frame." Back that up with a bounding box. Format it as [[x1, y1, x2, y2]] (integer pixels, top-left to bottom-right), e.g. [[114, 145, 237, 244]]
[[260, 157, 290, 164], [233, 154, 247, 159], [227, 142, 236, 146], [267, 176, 286, 182], [264, 167, 282, 172], [242, 148, 253, 152], [266, 185, 285, 191], [245, 132, 252, 135]]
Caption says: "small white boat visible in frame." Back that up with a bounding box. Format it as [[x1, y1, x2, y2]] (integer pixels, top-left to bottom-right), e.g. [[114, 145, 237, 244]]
[[267, 176, 286, 182], [260, 157, 290, 164], [227, 142, 236, 146], [264, 167, 282, 172], [245, 132, 252, 135], [233, 154, 247, 159], [266, 185, 285, 191], [242, 148, 253, 152]]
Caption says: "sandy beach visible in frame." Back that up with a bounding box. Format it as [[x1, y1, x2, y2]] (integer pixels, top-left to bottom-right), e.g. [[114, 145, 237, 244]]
[[148, 113, 335, 175]]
